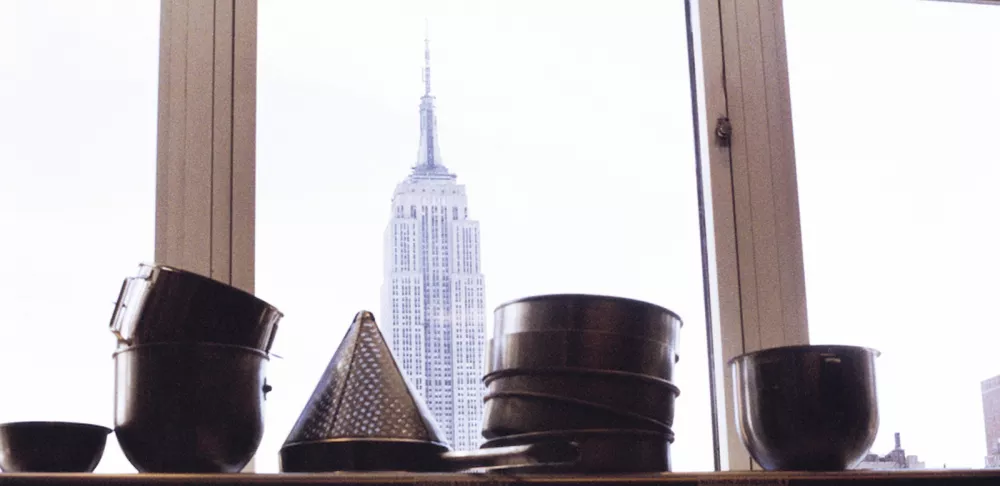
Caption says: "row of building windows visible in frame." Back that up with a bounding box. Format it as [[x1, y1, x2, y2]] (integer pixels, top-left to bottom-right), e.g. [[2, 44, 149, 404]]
[[395, 204, 470, 221]]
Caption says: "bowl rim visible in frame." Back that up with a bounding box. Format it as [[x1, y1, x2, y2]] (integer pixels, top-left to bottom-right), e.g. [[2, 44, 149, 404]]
[[141, 263, 284, 318], [727, 344, 881, 367], [0, 421, 112, 434]]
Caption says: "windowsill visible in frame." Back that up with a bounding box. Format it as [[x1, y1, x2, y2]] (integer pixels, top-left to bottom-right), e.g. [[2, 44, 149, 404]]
[[0, 470, 997, 485]]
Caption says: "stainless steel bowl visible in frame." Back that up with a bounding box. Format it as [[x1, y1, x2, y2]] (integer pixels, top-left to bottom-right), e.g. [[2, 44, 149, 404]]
[[493, 294, 682, 345], [114, 342, 270, 472], [109, 263, 283, 352], [730, 345, 880, 471], [0, 422, 111, 472]]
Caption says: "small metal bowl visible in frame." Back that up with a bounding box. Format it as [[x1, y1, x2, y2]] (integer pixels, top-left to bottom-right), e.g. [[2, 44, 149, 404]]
[[730, 344, 880, 471], [0, 421, 112, 472]]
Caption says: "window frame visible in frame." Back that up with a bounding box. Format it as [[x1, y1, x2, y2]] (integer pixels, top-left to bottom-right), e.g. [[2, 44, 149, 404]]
[[152, 0, 811, 473]]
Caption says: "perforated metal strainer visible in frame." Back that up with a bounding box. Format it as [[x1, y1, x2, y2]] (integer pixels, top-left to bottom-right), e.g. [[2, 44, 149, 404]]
[[282, 310, 443, 446], [280, 311, 578, 473]]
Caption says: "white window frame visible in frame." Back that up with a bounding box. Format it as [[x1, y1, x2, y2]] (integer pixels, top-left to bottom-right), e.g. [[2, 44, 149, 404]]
[[153, 0, 812, 473], [693, 0, 809, 471]]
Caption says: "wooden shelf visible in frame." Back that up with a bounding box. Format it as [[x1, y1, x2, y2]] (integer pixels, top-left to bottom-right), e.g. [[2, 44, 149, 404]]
[[0, 470, 998, 486]]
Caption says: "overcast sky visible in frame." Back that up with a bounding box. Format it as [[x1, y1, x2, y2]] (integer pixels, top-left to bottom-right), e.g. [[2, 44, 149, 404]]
[[0, 0, 997, 474]]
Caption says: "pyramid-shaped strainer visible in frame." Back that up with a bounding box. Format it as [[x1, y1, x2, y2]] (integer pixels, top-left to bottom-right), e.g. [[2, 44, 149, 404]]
[[283, 310, 446, 444]]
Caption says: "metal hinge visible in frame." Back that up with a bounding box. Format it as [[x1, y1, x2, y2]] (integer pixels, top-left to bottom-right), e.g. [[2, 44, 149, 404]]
[[715, 116, 732, 146]]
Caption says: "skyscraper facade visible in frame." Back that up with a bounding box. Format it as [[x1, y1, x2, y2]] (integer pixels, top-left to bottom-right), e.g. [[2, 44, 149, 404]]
[[982, 374, 1000, 467], [380, 34, 487, 451]]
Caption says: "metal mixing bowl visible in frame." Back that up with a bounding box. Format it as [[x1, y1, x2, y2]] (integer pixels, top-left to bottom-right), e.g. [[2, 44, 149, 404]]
[[730, 344, 880, 471], [0, 422, 111, 472], [113, 343, 270, 472]]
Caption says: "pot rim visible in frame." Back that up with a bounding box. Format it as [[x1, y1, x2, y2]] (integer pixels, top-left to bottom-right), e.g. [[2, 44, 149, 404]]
[[141, 263, 284, 318], [111, 341, 270, 359], [483, 390, 675, 432], [481, 427, 675, 446], [482, 367, 680, 393], [493, 294, 683, 326], [491, 328, 679, 346], [727, 344, 881, 367], [0, 421, 113, 435]]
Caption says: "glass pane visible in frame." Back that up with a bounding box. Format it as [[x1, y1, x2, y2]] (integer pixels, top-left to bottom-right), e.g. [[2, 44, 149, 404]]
[[0, 0, 159, 473], [257, 0, 714, 472], [785, 0, 1000, 470]]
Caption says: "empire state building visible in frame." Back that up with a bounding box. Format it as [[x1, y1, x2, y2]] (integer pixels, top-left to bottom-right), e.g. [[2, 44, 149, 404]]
[[380, 34, 487, 451]]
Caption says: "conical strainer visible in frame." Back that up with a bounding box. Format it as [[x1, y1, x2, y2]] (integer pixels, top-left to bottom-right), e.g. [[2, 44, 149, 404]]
[[279, 311, 578, 473], [283, 310, 446, 447]]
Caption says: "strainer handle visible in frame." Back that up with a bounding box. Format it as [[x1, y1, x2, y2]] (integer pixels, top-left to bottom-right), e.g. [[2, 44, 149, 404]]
[[438, 441, 579, 472]]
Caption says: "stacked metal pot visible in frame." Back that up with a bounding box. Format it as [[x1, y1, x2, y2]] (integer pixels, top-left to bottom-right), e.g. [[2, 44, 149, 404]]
[[480, 294, 682, 473], [109, 263, 282, 473]]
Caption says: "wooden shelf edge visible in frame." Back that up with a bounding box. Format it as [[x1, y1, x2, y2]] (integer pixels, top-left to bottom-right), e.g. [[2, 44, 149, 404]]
[[0, 470, 999, 485]]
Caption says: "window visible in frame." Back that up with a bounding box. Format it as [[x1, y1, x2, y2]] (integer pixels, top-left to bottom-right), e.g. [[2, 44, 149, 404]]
[[785, 0, 1000, 470], [0, 0, 159, 473], [10, 0, 916, 475], [255, 0, 715, 473]]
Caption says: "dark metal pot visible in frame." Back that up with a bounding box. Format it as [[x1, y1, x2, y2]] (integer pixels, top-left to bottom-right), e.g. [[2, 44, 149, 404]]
[[487, 330, 678, 381], [109, 263, 282, 352], [113, 343, 270, 473], [483, 368, 679, 428], [730, 344, 880, 471], [0, 422, 111, 472], [482, 391, 673, 439], [493, 294, 682, 345], [482, 429, 673, 473]]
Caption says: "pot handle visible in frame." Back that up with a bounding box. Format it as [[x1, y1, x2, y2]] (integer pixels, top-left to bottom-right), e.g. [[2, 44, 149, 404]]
[[437, 441, 579, 472], [108, 276, 148, 346]]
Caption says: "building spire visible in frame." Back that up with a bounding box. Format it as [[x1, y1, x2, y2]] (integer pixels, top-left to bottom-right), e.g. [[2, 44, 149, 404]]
[[423, 19, 432, 96], [411, 19, 455, 180]]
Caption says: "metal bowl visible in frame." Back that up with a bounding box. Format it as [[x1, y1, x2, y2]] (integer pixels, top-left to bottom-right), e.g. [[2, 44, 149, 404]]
[[487, 329, 678, 381], [109, 263, 283, 352], [113, 342, 270, 472], [0, 422, 111, 472], [493, 294, 682, 345], [730, 344, 880, 471], [484, 368, 679, 427]]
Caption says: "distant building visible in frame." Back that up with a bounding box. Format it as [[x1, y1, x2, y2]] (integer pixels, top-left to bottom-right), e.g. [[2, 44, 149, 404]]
[[982, 375, 1000, 467], [379, 33, 487, 451], [855, 433, 926, 470]]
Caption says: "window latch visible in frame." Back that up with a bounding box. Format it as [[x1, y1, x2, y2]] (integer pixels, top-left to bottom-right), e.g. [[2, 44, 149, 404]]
[[715, 116, 732, 146]]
